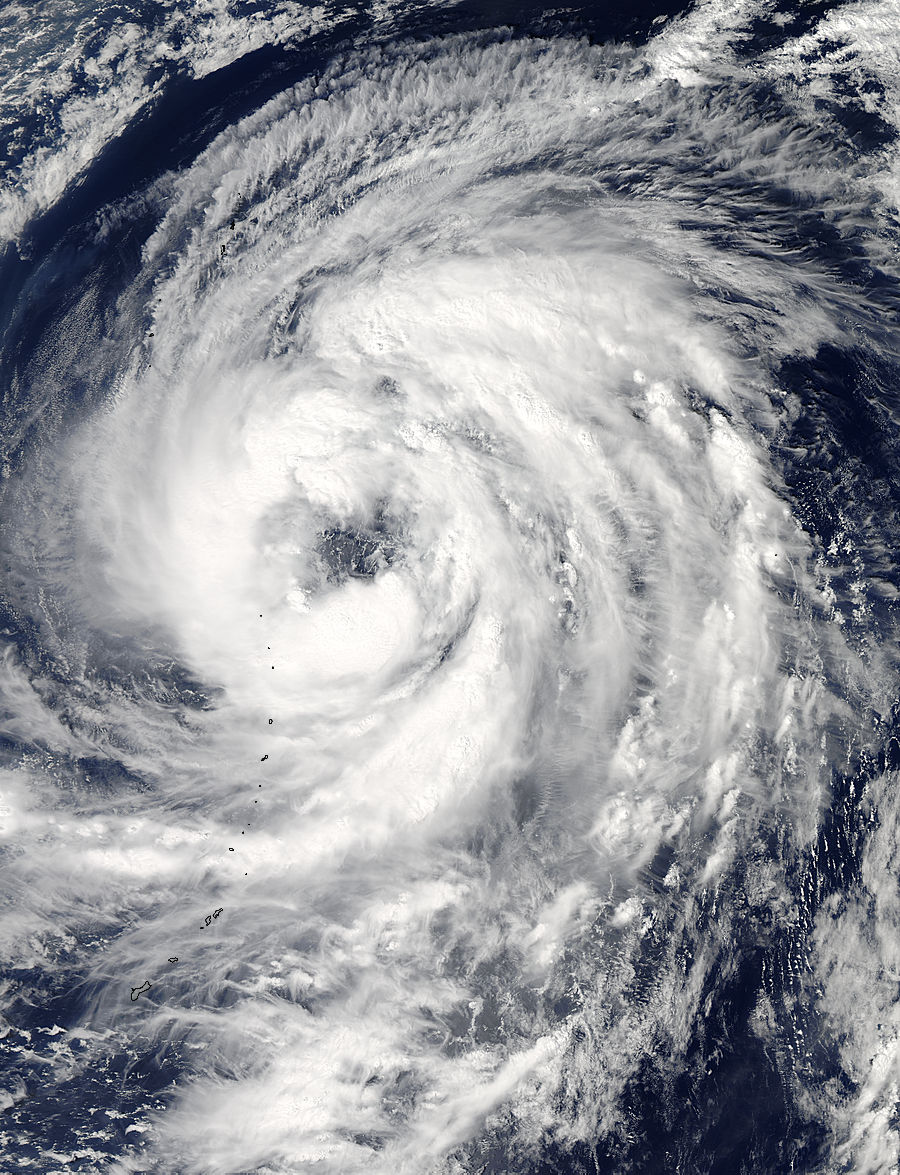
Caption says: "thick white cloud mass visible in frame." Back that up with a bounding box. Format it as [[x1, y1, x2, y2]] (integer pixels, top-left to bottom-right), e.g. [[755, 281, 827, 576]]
[[3, 4, 900, 1174]]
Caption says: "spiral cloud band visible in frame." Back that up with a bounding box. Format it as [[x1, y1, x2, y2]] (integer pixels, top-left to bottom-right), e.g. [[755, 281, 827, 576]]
[[3, 4, 900, 1173]]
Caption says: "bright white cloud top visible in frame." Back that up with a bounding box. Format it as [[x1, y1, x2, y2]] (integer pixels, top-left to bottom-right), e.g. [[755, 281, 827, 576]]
[[2, 4, 900, 1174]]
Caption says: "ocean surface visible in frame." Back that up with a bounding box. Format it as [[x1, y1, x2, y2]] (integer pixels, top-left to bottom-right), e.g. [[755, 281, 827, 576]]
[[2, 1, 900, 1172]]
